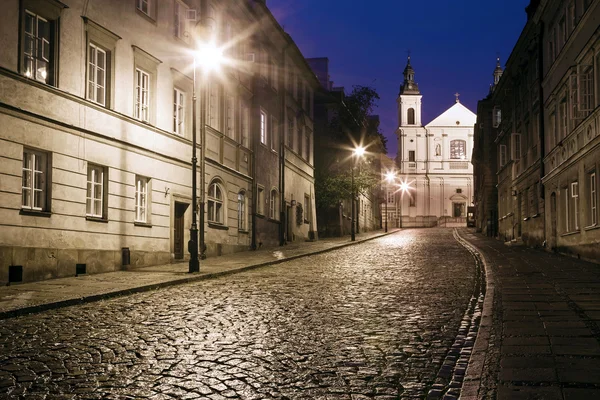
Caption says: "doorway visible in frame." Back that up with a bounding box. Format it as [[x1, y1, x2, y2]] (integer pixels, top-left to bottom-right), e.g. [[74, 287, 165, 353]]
[[453, 202, 465, 217], [174, 202, 187, 259]]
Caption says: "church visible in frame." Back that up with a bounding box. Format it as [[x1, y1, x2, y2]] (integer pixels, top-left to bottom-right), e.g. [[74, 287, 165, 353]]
[[392, 57, 476, 227]]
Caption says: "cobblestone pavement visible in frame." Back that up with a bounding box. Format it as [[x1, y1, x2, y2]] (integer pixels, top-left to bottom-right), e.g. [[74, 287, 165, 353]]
[[0, 229, 477, 399]]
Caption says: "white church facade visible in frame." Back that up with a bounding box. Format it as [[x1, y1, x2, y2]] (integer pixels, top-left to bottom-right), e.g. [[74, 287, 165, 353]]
[[392, 57, 476, 227]]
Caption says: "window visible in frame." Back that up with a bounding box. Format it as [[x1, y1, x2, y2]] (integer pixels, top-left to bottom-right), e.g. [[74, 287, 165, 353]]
[[456, 188, 463, 194], [450, 140, 467, 159], [387, 191, 394, 204], [226, 94, 235, 139], [173, 88, 184, 135], [570, 64, 595, 121], [287, 117, 294, 150], [260, 51, 269, 81], [86, 165, 106, 218], [207, 182, 224, 224], [135, 175, 149, 223], [589, 171, 597, 226], [271, 117, 279, 152], [272, 62, 278, 91], [174, 0, 190, 43], [549, 112, 557, 147], [304, 194, 310, 223], [407, 108, 415, 125], [238, 191, 246, 231], [257, 186, 265, 215], [499, 144, 507, 167], [305, 129, 311, 161], [135, 68, 150, 122], [559, 97, 568, 140], [240, 99, 249, 147], [88, 43, 107, 105], [22, 149, 50, 212], [409, 191, 416, 207], [260, 111, 267, 145], [137, 0, 149, 15], [269, 189, 277, 219], [492, 107, 501, 127], [564, 186, 570, 232], [511, 133, 521, 160], [572, 182, 579, 230], [408, 150, 415, 162], [208, 82, 220, 130], [297, 120, 303, 156], [23, 9, 57, 85]]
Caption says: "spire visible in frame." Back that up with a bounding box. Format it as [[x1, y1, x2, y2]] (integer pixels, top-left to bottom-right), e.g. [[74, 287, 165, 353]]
[[400, 55, 420, 95], [490, 57, 503, 94]]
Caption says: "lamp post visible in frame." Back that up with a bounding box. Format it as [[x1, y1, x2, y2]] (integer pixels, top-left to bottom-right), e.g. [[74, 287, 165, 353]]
[[350, 146, 365, 241], [189, 42, 223, 273]]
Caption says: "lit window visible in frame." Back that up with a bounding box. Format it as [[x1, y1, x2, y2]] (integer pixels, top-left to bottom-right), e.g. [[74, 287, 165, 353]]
[[260, 111, 267, 145], [173, 88, 184, 135], [86, 165, 105, 218], [450, 140, 466, 159], [135, 68, 150, 122], [22, 149, 49, 211], [88, 43, 107, 105], [269, 189, 277, 219], [208, 182, 224, 224], [135, 175, 149, 223], [238, 191, 246, 231], [23, 10, 54, 85]]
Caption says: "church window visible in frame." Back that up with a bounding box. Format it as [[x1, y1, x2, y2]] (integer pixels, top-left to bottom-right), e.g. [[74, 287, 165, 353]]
[[407, 108, 415, 125], [408, 150, 415, 162], [450, 140, 466, 159]]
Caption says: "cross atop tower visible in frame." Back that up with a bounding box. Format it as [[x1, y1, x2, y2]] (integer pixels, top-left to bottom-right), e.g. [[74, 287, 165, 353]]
[[455, 92, 460, 103]]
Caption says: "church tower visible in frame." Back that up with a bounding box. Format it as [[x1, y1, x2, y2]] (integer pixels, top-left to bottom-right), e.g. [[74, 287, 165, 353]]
[[397, 56, 423, 127]]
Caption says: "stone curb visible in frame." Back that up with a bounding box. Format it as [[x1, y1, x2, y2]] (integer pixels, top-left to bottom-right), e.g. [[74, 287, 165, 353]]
[[454, 230, 495, 400], [0, 230, 397, 320]]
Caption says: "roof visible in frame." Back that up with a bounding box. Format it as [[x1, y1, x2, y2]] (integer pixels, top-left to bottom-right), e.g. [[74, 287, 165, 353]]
[[426, 101, 477, 127]]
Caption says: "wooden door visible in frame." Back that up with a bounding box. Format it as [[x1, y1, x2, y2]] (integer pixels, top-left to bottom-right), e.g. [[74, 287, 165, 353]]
[[174, 202, 187, 259]]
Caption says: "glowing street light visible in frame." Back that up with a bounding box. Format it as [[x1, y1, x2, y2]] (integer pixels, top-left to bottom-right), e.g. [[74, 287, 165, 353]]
[[189, 41, 224, 274], [351, 146, 365, 241]]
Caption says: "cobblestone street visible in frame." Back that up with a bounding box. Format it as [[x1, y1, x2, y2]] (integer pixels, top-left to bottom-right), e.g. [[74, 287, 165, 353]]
[[1, 229, 477, 399]]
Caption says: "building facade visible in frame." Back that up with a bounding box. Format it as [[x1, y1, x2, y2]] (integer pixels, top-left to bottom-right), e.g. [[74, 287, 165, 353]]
[[538, 0, 600, 260], [396, 57, 476, 227], [0, 0, 317, 284]]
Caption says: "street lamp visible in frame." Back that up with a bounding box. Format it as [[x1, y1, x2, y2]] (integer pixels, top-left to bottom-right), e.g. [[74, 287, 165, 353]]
[[351, 146, 365, 241], [384, 171, 395, 233], [189, 42, 223, 273]]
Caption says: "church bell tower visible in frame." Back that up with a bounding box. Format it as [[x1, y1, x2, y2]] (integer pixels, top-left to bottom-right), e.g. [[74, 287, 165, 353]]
[[397, 56, 423, 127]]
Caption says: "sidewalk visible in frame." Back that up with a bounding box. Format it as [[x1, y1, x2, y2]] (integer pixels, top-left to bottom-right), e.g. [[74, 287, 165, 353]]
[[458, 229, 600, 400], [0, 229, 395, 319]]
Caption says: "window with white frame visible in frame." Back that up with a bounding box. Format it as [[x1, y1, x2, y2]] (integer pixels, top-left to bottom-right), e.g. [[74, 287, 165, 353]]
[[135, 68, 150, 122], [450, 140, 467, 159], [271, 116, 278, 152], [238, 191, 246, 231], [22, 149, 49, 212], [589, 171, 597, 226], [135, 175, 149, 223], [570, 64, 594, 121], [511, 133, 521, 160], [226, 94, 235, 139], [174, 0, 190, 43], [137, 0, 151, 16], [499, 144, 507, 167], [269, 189, 277, 219], [86, 165, 106, 218], [257, 186, 265, 215], [260, 110, 267, 145], [173, 88, 184, 135], [563, 186, 570, 232], [207, 181, 224, 224], [572, 181, 579, 230], [23, 10, 56, 85], [88, 43, 107, 105], [240, 99, 249, 147]]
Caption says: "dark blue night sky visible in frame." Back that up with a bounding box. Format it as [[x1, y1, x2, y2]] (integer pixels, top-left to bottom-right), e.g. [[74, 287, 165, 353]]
[[268, 0, 529, 157]]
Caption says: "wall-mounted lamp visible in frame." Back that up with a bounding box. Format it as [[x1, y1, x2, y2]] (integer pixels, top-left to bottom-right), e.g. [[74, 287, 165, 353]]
[[291, 200, 297, 206]]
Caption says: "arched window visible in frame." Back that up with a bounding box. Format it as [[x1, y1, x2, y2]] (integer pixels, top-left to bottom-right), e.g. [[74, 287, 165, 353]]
[[237, 191, 246, 231], [269, 189, 278, 220], [407, 108, 415, 125], [450, 140, 466, 159], [208, 181, 224, 224]]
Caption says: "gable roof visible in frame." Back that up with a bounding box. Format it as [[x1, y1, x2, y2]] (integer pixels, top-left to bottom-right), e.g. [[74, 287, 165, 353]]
[[426, 102, 476, 127]]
